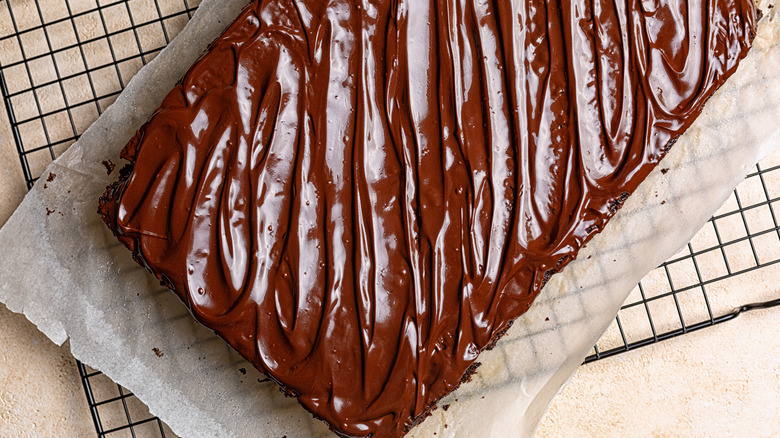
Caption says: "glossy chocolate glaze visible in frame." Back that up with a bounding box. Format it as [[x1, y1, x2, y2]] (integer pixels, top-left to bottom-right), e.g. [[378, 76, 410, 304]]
[[99, 0, 756, 436]]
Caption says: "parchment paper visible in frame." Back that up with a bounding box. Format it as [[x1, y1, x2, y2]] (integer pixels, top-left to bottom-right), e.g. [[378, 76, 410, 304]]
[[1, 0, 780, 436]]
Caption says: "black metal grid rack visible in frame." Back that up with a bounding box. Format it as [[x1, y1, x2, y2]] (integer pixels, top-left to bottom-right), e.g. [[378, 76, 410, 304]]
[[0, 0, 199, 436], [584, 162, 780, 363], [1, 0, 779, 436]]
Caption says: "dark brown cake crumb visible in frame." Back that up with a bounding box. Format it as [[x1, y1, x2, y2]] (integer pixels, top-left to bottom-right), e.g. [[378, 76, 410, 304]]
[[661, 168, 669, 174], [663, 137, 679, 152], [461, 362, 481, 384], [441, 404, 450, 411], [46, 172, 56, 182], [607, 192, 631, 213], [152, 348, 164, 357], [102, 159, 116, 175], [239, 368, 247, 375], [46, 207, 55, 216]]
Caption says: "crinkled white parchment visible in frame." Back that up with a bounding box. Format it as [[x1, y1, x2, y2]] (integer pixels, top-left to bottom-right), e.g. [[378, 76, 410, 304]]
[[1, 0, 779, 436]]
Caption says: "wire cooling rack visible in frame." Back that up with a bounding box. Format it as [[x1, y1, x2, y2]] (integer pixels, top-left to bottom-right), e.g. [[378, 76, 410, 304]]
[[1, 0, 779, 436], [0, 0, 198, 436]]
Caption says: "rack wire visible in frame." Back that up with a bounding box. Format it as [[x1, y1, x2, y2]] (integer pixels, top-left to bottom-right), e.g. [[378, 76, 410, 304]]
[[584, 160, 780, 362], [1, 0, 779, 436], [0, 0, 200, 436]]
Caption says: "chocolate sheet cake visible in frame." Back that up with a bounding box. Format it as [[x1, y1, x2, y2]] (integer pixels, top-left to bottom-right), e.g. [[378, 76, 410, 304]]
[[98, 1, 757, 436]]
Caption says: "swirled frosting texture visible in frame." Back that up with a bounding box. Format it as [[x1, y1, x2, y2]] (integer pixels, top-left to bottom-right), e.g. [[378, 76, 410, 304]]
[[99, 0, 756, 436]]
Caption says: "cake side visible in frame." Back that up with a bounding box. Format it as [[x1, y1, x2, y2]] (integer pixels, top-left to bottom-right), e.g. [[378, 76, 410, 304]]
[[99, 1, 757, 437]]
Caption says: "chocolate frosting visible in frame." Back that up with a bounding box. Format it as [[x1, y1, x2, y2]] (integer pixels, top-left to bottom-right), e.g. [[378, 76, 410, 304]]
[[99, 0, 756, 436]]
